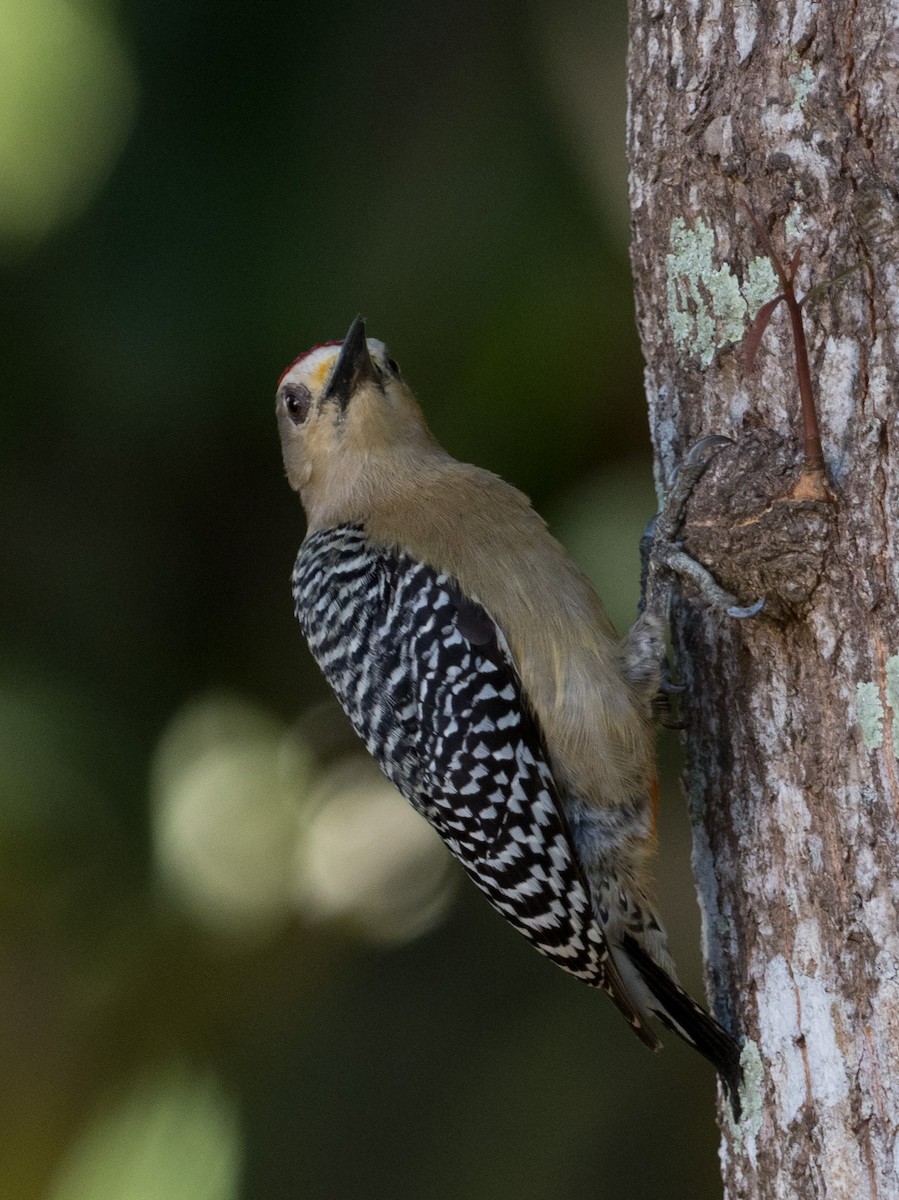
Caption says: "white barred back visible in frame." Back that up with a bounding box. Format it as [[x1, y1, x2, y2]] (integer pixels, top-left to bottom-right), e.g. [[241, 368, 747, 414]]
[[291, 524, 615, 986]]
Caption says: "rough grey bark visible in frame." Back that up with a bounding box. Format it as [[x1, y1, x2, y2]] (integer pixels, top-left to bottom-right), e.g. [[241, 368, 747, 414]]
[[626, 2, 899, 1197]]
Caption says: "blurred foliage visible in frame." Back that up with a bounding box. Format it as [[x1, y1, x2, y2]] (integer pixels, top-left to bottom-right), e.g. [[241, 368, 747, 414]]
[[49, 1064, 241, 1200], [1, 0, 723, 1197]]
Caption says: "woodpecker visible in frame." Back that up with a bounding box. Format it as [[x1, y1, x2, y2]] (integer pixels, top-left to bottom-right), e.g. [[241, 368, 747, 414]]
[[276, 316, 743, 1112]]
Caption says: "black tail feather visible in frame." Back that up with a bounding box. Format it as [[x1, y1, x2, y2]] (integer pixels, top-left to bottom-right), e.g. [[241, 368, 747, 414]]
[[622, 934, 743, 1119]]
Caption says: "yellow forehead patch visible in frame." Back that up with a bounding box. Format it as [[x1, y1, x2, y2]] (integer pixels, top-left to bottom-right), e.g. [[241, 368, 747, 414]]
[[310, 352, 337, 388]]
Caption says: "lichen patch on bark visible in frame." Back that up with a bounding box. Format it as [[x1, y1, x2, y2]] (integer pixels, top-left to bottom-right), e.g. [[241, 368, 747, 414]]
[[665, 217, 778, 367], [628, 0, 899, 1192]]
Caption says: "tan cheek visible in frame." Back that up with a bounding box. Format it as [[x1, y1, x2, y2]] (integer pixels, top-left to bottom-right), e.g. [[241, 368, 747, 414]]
[[303, 415, 340, 475], [305, 416, 328, 457], [280, 441, 307, 490], [345, 394, 389, 452]]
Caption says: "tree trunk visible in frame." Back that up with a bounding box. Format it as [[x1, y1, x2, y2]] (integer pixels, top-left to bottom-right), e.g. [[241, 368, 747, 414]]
[[626, 3, 899, 1197]]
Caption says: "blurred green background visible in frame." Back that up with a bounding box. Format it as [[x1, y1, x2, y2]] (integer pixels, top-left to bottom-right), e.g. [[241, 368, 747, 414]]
[[1, 1, 723, 1197]]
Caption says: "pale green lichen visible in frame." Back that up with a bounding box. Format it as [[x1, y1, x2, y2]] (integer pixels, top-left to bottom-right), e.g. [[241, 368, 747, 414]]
[[856, 681, 884, 750], [789, 57, 816, 112], [728, 1039, 764, 1144], [666, 217, 715, 362], [667, 217, 737, 366], [706, 265, 747, 343], [665, 216, 779, 365], [784, 209, 809, 245], [886, 655, 899, 755], [743, 256, 779, 317]]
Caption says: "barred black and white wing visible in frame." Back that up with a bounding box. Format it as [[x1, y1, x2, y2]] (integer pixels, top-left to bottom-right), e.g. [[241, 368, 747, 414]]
[[292, 524, 657, 1044]]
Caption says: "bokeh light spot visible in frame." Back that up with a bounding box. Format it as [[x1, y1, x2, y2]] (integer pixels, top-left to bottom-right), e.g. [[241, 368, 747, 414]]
[[151, 693, 312, 938], [0, 0, 137, 251], [48, 1063, 241, 1200], [295, 757, 457, 944]]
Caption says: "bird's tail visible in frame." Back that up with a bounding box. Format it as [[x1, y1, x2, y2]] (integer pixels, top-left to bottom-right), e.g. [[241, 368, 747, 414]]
[[620, 933, 743, 1118]]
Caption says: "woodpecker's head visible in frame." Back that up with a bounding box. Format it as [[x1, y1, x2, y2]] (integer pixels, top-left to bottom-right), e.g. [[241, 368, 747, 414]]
[[276, 316, 440, 507]]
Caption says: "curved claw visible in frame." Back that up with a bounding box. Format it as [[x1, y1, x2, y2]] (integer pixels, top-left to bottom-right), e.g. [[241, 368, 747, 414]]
[[641, 436, 763, 625], [726, 597, 766, 620], [654, 435, 734, 548], [682, 434, 734, 470]]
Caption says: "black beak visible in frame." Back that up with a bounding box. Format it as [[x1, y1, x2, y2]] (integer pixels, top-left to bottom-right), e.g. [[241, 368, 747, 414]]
[[326, 315, 378, 408]]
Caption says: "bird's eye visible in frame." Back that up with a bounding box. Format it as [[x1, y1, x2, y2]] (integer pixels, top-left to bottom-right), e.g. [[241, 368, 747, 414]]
[[387, 357, 400, 375], [283, 384, 312, 425]]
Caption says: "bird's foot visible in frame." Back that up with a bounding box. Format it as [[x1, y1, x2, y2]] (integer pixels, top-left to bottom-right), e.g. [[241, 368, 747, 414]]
[[639, 436, 765, 621]]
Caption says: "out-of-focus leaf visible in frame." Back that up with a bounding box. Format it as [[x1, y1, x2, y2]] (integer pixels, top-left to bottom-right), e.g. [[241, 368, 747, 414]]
[[0, 0, 137, 251], [295, 756, 457, 943], [151, 693, 312, 937], [48, 1064, 241, 1200]]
